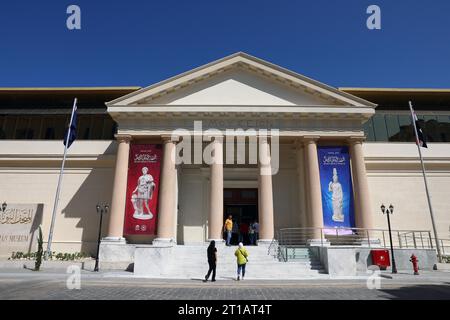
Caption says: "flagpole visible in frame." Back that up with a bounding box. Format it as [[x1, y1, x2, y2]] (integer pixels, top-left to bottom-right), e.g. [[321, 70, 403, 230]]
[[44, 98, 78, 260], [409, 101, 442, 263]]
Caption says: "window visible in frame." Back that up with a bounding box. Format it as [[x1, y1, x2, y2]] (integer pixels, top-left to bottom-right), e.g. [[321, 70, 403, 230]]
[[437, 115, 450, 142], [42, 115, 67, 140], [363, 118, 375, 141], [385, 115, 400, 141], [363, 112, 450, 143], [372, 114, 388, 141], [14, 118, 30, 139], [0, 114, 117, 140]]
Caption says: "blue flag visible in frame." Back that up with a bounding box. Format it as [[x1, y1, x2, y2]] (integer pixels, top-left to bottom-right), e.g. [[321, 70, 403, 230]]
[[63, 103, 77, 148]]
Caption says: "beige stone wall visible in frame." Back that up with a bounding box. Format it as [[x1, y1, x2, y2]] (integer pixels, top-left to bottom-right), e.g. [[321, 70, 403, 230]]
[[0, 141, 116, 257], [364, 143, 450, 241], [1, 140, 449, 257]]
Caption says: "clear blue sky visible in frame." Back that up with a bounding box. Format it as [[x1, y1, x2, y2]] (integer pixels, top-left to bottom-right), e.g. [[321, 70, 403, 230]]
[[1, 0, 449, 88]]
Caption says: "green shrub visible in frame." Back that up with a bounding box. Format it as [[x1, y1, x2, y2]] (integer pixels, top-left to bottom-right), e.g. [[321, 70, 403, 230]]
[[34, 226, 43, 271], [10, 250, 91, 261]]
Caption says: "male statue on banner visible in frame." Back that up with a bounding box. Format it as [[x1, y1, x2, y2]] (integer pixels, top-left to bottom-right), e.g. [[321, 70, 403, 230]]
[[328, 167, 344, 222], [131, 167, 156, 220]]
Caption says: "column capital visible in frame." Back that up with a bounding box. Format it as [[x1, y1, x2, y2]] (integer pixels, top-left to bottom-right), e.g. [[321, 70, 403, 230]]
[[302, 135, 320, 144], [114, 134, 132, 143], [294, 139, 305, 149], [347, 136, 366, 144], [161, 135, 178, 143]]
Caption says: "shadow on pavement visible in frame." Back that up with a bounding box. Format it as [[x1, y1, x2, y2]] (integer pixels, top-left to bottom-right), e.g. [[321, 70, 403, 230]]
[[379, 282, 450, 300]]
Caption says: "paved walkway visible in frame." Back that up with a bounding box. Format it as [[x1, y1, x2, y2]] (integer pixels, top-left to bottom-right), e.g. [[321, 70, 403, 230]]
[[0, 268, 449, 300]]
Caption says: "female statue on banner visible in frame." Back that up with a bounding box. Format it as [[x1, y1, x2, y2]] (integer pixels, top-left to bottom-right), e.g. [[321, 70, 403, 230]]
[[328, 167, 344, 222]]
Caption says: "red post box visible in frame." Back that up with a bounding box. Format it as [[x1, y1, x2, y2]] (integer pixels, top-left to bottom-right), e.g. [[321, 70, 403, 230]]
[[371, 249, 391, 270]]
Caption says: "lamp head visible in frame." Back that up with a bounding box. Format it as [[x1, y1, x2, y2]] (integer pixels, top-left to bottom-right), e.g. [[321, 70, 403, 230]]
[[96, 204, 101, 212], [104, 204, 109, 212], [380, 204, 386, 214], [389, 204, 394, 214]]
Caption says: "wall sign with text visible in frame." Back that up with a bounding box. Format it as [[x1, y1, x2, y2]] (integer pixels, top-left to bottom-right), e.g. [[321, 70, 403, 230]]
[[0, 203, 43, 257]]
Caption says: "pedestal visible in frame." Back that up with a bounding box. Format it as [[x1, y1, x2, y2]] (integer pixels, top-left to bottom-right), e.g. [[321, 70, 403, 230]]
[[99, 237, 134, 270]]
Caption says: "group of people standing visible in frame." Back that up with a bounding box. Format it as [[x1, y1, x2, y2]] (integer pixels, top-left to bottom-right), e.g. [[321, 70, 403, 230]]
[[204, 240, 249, 282], [223, 215, 259, 246]]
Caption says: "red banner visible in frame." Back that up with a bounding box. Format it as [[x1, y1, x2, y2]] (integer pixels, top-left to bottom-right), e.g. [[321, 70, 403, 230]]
[[123, 144, 163, 235]]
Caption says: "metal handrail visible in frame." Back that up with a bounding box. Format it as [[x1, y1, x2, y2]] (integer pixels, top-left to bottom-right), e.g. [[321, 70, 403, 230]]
[[276, 227, 435, 250], [273, 227, 448, 263]]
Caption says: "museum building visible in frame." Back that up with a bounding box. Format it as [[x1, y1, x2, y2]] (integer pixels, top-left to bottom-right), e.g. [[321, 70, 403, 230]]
[[0, 53, 449, 275]]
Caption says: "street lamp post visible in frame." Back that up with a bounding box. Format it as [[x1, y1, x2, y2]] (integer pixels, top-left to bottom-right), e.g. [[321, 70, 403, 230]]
[[94, 203, 109, 272], [381, 204, 397, 274]]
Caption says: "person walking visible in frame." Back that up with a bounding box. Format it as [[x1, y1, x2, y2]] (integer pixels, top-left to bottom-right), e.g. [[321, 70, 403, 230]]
[[234, 242, 249, 281], [239, 221, 248, 244], [223, 215, 233, 246], [204, 240, 217, 282], [248, 222, 255, 245], [252, 220, 259, 245]]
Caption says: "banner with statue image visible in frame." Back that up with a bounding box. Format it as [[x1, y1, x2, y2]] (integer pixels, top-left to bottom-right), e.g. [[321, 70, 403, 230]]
[[317, 146, 355, 234], [123, 144, 163, 236]]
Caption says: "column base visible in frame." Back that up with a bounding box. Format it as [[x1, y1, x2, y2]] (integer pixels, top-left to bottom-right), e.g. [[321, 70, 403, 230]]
[[307, 239, 330, 247], [101, 237, 127, 244], [152, 238, 176, 247]]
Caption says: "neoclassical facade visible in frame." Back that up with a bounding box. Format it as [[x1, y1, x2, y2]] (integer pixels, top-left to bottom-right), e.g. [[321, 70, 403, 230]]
[[1, 53, 449, 263], [102, 52, 377, 246]]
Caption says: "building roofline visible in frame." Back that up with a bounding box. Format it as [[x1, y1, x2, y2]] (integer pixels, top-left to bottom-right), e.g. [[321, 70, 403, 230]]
[[107, 52, 376, 107], [0, 87, 141, 91], [339, 87, 450, 93]]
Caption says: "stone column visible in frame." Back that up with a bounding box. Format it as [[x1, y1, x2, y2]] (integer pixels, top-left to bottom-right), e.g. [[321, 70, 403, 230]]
[[349, 137, 374, 230], [296, 142, 307, 228], [303, 136, 324, 242], [258, 136, 275, 243], [105, 134, 132, 241], [154, 137, 177, 245], [208, 136, 224, 241]]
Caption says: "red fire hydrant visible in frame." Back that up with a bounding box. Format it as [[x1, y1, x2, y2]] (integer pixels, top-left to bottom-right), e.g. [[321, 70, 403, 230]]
[[410, 254, 419, 275]]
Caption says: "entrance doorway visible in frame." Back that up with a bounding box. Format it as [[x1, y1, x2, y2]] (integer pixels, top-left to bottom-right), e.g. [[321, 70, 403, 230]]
[[223, 188, 258, 245]]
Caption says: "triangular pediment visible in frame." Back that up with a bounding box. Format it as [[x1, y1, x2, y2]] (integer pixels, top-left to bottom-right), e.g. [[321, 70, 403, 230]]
[[107, 52, 376, 109], [136, 68, 343, 106]]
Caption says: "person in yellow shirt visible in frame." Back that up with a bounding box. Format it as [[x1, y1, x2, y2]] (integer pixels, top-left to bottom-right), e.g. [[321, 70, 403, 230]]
[[234, 242, 249, 281], [223, 215, 233, 246]]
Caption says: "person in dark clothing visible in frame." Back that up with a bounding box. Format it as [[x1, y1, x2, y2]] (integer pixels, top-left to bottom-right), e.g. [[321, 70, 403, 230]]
[[204, 240, 217, 282]]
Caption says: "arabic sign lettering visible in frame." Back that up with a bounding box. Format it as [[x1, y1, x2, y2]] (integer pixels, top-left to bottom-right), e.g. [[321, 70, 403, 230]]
[[0, 204, 43, 257]]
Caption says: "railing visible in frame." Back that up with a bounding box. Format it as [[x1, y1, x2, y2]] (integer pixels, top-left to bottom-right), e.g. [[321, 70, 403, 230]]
[[269, 228, 450, 262], [432, 238, 450, 257], [277, 227, 436, 249]]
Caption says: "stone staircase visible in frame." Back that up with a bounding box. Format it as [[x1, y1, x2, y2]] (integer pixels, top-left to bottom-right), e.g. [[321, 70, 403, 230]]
[[134, 244, 328, 279]]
